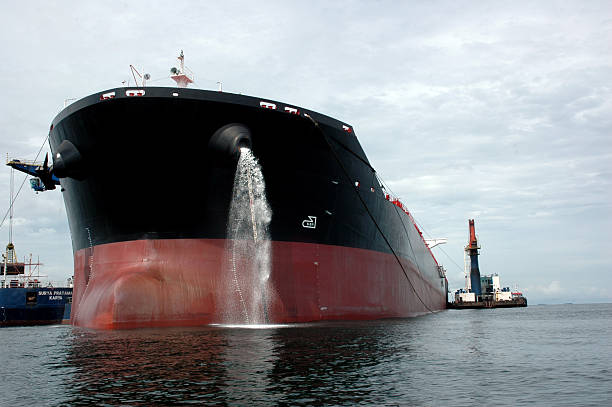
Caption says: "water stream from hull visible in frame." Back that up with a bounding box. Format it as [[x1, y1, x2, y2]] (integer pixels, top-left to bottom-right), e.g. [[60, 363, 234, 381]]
[[223, 148, 273, 324]]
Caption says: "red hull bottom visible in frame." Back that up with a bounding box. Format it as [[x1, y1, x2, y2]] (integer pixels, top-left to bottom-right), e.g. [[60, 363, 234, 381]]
[[71, 239, 446, 329]]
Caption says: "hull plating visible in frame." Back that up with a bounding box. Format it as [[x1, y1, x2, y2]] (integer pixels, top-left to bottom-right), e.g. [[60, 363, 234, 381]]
[[71, 239, 446, 329], [0, 287, 72, 327]]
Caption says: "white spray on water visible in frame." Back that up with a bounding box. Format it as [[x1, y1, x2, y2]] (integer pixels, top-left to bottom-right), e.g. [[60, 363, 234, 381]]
[[223, 147, 273, 324]]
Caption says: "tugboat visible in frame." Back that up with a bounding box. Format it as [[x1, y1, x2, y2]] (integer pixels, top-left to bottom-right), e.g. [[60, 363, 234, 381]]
[[448, 219, 527, 309], [0, 167, 72, 327]]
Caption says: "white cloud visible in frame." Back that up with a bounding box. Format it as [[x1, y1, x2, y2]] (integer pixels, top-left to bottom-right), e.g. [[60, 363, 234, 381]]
[[529, 280, 564, 296], [0, 1, 610, 299]]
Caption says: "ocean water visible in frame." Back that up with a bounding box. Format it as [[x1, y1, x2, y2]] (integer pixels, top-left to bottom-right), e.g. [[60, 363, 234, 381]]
[[0, 303, 610, 406]]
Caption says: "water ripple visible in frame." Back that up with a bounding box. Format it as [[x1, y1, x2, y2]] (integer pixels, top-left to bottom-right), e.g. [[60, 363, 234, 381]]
[[0, 304, 610, 406]]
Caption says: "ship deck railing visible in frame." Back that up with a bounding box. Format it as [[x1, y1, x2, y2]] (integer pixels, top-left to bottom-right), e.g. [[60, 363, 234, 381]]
[[1, 274, 70, 289], [6, 159, 44, 167]]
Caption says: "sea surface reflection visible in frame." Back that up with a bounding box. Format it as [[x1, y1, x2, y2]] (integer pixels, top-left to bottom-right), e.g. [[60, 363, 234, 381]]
[[64, 321, 403, 406], [2, 304, 611, 406]]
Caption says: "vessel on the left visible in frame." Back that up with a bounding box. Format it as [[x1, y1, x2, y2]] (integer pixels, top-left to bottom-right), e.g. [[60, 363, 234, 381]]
[[0, 282, 73, 327], [0, 166, 72, 327]]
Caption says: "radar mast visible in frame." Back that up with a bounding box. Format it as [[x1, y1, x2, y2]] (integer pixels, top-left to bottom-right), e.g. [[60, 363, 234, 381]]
[[170, 50, 194, 88]]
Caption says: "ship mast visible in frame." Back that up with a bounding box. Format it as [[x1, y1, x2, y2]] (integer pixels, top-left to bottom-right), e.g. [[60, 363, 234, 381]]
[[170, 50, 194, 88], [465, 219, 482, 296], [3, 167, 17, 288]]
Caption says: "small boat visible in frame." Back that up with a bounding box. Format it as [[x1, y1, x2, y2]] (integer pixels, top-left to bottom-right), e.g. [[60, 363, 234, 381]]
[[0, 249, 73, 327], [0, 168, 72, 327]]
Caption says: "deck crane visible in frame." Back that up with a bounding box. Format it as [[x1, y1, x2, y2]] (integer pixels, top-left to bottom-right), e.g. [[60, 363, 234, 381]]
[[6, 153, 61, 192], [465, 219, 482, 295]]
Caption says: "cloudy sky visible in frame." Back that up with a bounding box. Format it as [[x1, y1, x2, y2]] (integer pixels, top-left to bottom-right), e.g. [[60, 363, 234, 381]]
[[0, 1, 610, 304]]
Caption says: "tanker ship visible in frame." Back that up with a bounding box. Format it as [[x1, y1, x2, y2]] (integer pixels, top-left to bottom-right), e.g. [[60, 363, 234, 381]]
[[11, 54, 448, 329]]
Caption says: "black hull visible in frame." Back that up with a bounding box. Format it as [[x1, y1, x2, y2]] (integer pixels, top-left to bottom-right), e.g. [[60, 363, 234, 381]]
[[0, 308, 65, 327]]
